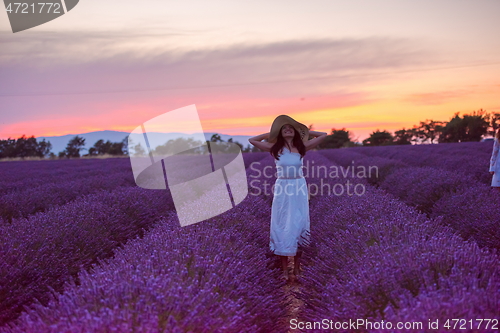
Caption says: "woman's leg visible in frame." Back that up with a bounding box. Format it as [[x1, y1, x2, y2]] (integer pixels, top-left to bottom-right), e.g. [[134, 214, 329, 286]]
[[293, 250, 302, 276], [280, 255, 289, 279]]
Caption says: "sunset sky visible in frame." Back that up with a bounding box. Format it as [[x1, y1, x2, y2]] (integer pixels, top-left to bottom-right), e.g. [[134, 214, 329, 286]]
[[1, 0, 499, 143]]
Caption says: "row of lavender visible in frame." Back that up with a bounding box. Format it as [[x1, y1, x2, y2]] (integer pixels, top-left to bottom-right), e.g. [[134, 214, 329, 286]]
[[0, 153, 269, 223], [0, 154, 290, 332], [0, 186, 174, 325], [3, 149, 497, 331], [0, 152, 270, 327], [0, 158, 131, 195], [0, 168, 135, 223], [297, 153, 499, 332], [0, 151, 269, 189], [351, 141, 494, 185], [318, 147, 500, 249]]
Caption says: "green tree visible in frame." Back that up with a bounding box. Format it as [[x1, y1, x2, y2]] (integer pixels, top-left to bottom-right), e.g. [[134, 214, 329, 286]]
[[484, 110, 500, 137], [227, 137, 243, 151], [131, 143, 147, 157], [121, 136, 129, 155], [60, 136, 86, 158], [0, 138, 15, 158], [463, 111, 489, 141], [318, 128, 353, 149], [0, 135, 52, 159], [88, 139, 127, 156], [438, 113, 462, 143], [88, 139, 106, 156], [393, 128, 413, 145], [243, 143, 262, 153], [417, 119, 445, 144], [153, 137, 204, 155], [439, 110, 489, 143], [362, 130, 394, 146], [210, 134, 223, 142], [36, 138, 52, 157], [208, 135, 242, 154]]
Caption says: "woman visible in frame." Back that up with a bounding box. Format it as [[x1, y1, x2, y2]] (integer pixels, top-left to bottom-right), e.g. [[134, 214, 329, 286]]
[[490, 129, 500, 190], [248, 115, 327, 281]]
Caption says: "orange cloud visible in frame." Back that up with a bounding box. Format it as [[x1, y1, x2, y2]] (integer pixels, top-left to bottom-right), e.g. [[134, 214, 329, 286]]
[[403, 89, 471, 106]]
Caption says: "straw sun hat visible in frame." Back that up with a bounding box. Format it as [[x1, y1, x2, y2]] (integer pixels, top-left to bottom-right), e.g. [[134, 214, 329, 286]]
[[268, 115, 309, 144]]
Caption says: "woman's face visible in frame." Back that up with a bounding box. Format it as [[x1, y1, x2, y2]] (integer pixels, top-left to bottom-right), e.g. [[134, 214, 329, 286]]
[[281, 124, 295, 139]]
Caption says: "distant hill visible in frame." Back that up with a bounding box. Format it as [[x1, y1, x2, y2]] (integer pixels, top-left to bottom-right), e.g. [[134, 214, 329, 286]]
[[37, 130, 253, 155]]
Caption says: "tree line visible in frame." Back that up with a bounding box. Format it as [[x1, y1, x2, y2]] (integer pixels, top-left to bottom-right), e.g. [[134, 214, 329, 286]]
[[243, 109, 499, 151], [0, 136, 129, 159], [1, 109, 498, 159], [317, 109, 499, 148], [129, 134, 245, 156], [0, 134, 243, 159]]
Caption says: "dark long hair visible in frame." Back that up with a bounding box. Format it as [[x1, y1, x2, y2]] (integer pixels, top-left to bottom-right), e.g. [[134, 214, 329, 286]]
[[270, 125, 306, 160], [496, 128, 500, 140]]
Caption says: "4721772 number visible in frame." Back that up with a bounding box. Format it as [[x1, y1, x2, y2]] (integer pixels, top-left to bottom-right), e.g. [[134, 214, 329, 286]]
[[5, 2, 63, 14]]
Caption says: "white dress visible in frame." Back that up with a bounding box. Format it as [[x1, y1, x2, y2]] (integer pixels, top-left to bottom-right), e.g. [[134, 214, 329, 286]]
[[269, 147, 310, 256], [490, 138, 500, 187]]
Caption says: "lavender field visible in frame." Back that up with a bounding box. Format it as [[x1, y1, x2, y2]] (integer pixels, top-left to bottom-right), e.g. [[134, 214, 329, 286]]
[[0, 142, 498, 333]]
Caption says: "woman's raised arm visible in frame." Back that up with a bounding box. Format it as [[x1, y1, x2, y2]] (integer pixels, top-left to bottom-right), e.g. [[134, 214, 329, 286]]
[[305, 130, 328, 151], [248, 132, 274, 152]]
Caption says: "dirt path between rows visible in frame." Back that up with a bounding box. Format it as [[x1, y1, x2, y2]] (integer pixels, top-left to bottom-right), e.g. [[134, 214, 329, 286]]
[[282, 257, 304, 333]]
